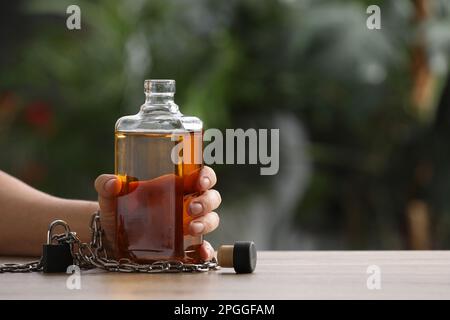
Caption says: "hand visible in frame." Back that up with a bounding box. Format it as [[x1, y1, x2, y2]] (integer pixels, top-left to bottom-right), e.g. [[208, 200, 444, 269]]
[[94, 166, 221, 261]]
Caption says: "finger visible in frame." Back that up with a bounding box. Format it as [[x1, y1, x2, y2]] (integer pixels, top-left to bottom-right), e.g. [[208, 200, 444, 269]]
[[189, 211, 220, 236], [197, 166, 217, 191], [94, 175, 121, 257], [95, 174, 121, 217], [94, 174, 121, 198], [188, 189, 221, 216], [199, 240, 215, 261]]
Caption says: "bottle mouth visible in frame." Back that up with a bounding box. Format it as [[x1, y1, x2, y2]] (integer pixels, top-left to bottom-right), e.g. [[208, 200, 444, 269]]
[[144, 79, 175, 95]]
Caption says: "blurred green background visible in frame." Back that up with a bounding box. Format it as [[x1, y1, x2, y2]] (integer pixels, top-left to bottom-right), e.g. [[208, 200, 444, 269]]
[[1, 0, 450, 250]]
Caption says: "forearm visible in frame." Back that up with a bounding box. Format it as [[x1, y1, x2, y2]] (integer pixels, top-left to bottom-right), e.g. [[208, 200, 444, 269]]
[[0, 171, 99, 257]]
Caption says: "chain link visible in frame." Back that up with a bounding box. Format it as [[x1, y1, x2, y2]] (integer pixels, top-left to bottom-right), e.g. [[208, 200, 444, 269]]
[[0, 211, 219, 273], [0, 260, 42, 273]]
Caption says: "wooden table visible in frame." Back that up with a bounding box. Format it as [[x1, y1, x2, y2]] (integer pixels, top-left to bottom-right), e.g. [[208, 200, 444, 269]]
[[1, 251, 449, 299]]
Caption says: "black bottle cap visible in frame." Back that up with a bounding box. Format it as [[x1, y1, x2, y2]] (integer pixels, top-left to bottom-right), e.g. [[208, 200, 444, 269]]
[[232, 241, 257, 274]]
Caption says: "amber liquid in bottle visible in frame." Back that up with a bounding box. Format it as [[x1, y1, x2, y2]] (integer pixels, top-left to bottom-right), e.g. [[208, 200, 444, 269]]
[[114, 130, 203, 263]]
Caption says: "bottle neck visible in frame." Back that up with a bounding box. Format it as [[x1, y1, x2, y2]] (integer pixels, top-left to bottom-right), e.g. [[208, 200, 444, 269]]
[[141, 93, 180, 114]]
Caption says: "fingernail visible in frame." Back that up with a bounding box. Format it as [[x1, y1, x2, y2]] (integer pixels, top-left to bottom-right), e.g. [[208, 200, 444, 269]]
[[189, 202, 203, 215], [105, 179, 116, 192], [200, 177, 211, 189], [191, 222, 205, 234]]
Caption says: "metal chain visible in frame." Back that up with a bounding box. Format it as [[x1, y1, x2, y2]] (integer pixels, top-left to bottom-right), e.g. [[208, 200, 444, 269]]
[[0, 211, 218, 273], [0, 260, 42, 273]]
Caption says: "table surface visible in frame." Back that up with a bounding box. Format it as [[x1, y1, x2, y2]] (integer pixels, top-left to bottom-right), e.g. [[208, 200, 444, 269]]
[[1, 251, 450, 299]]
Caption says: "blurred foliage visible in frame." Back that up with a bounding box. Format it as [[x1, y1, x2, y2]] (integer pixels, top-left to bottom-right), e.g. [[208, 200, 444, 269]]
[[1, 0, 450, 249]]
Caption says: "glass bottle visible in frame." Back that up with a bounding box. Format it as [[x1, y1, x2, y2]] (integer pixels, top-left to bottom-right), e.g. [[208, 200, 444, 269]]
[[114, 79, 203, 263]]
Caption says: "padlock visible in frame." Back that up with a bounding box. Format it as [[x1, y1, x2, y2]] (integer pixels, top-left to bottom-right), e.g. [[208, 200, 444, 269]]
[[42, 220, 74, 273], [217, 241, 257, 274]]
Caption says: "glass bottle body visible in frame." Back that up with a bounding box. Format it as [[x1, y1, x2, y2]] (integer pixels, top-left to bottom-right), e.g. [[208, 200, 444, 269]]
[[114, 80, 203, 263]]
